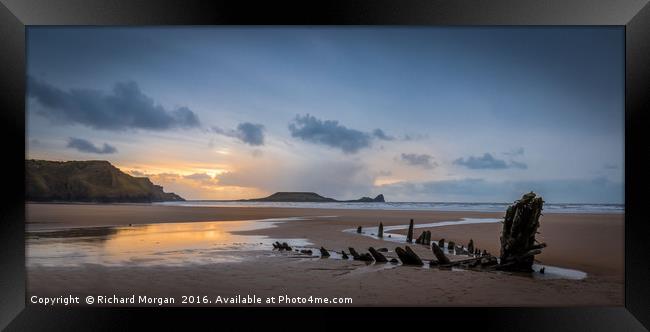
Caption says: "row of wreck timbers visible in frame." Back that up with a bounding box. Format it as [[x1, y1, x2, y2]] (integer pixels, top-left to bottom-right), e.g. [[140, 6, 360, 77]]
[[273, 192, 547, 273]]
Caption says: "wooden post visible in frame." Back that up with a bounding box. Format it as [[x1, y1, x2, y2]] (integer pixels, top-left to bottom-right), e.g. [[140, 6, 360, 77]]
[[378, 222, 384, 238], [406, 219, 414, 243]]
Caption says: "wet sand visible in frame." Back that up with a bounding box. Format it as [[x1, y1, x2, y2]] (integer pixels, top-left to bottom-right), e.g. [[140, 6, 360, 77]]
[[26, 203, 624, 306]]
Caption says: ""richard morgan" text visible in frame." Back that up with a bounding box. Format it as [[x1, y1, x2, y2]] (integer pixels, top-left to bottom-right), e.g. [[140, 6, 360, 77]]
[[97, 295, 174, 306]]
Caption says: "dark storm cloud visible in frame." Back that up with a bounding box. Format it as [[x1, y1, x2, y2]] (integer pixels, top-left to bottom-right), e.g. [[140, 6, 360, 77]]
[[289, 114, 394, 154], [453, 153, 527, 170], [66, 137, 117, 154], [212, 122, 265, 146], [27, 77, 200, 131], [399, 153, 438, 169]]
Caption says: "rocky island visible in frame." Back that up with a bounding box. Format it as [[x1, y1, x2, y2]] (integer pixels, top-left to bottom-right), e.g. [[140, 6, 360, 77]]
[[241, 192, 385, 203], [26, 159, 184, 203]]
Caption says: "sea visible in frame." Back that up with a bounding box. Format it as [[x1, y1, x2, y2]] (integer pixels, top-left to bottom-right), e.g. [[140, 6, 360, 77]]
[[154, 201, 624, 214]]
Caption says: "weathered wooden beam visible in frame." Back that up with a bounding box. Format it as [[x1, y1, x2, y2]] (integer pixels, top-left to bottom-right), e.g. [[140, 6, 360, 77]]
[[319, 247, 330, 258], [395, 247, 409, 263], [405, 246, 424, 265], [415, 231, 425, 244], [358, 253, 374, 262], [431, 242, 451, 264], [348, 247, 361, 260], [395, 246, 424, 266], [499, 192, 545, 272], [440, 255, 497, 268], [368, 247, 388, 262]]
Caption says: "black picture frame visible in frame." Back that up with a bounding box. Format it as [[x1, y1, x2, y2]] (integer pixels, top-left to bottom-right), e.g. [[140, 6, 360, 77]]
[[1, 0, 649, 330]]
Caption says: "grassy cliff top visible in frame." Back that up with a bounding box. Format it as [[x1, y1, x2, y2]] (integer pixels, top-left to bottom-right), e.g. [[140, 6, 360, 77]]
[[26, 159, 184, 203]]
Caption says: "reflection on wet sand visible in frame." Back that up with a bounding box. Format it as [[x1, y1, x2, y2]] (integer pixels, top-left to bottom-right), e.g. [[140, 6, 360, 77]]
[[26, 216, 589, 280], [27, 217, 310, 267]]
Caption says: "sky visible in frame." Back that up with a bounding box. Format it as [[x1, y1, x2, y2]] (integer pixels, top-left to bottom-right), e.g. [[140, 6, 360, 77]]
[[26, 27, 624, 203]]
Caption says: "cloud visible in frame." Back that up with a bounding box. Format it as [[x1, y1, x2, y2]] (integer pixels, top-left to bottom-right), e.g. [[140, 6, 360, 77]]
[[27, 76, 200, 131], [66, 137, 117, 154], [377, 170, 393, 176], [217, 159, 376, 199], [399, 153, 438, 169], [453, 153, 527, 170], [402, 133, 428, 141], [128, 170, 147, 177], [377, 177, 623, 204], [212, 122, 265, 146], [288, 114, 375, 153], [287, 114, 398, 153], [509, 161, 528, 169], [184, 173, 213, 181], [503, 147, 525, 156], [181, 173, 220, 187], [236, 123, 265, 146], [149, 172, 182, 183], [372, 129, 395, 141], [129, 170, 218, 185]]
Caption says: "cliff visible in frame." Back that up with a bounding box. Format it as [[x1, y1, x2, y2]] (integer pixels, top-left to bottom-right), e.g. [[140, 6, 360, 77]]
[[26, 159, 184, 203]]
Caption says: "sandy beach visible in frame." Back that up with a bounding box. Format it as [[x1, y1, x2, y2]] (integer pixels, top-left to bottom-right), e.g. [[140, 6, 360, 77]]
[[26, 203, 624, 306]]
